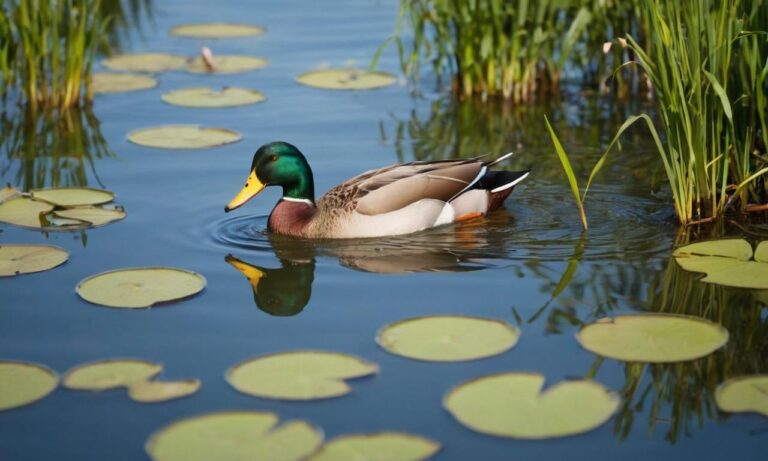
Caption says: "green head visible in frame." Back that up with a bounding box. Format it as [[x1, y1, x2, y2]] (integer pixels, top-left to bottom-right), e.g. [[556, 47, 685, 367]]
[[225, 141, 315, 212]]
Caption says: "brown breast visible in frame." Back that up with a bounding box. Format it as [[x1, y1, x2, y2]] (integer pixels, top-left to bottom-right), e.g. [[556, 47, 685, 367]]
[[268, 200, 316, 237]]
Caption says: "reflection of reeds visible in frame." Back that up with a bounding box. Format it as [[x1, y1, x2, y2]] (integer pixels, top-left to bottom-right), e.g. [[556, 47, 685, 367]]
[[99, 0, 153, 53], [0, 107, 114, 189]]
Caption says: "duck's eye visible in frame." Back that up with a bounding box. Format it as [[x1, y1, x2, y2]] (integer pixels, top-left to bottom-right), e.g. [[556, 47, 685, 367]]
[[270, 155, 278, 162]]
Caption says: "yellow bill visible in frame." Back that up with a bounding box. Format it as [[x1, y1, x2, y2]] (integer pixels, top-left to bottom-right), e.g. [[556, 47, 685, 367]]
[[225, 255, 265, 290], [225, 171, 265, 212]]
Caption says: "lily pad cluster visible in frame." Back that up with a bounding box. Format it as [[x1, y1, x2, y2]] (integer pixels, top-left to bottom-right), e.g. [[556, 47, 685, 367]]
[[673, 238, 768, 289], [0, 186, 125, 231]]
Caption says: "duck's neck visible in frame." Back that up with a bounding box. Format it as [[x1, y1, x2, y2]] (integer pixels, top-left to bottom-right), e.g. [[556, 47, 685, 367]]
[[268, 199, 317, 237], [282, 166, 315, 203]]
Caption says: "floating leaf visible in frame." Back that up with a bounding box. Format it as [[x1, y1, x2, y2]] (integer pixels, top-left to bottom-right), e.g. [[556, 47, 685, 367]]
[[0, 197, 54, 228], [0, 361, 58, 411], [76, 267, 206, 308], [128, 379, 201, 403], [715, 375, 768, 417], [0, 244, 69, 277], [185, 55, 268, 74], [376, 315, 520, 362], [170, 23, 265, 38], [576, 314, 728, 363], [296, 68, 396, 90], [128, 125, 242, 149], [52, 206, 126, 228], [92, 72, 158, 93], [673, 239, 768, 289], [444, 372, 620, 439], [102, 53, 188, 73], [146, 411, 323, 461], [161, 87, 265, 108], [307, 432, 440, 461], [30, 187, 115, 207], [227, 350, 378, 400], [62, 359, 162, 390]]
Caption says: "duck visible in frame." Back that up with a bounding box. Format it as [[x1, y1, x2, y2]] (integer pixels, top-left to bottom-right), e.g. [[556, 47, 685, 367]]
[[224, 141, 529, 239]]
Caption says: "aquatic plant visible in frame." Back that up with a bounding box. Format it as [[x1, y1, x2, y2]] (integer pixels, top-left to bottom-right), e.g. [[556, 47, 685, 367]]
[[0, 0, 108, 110]]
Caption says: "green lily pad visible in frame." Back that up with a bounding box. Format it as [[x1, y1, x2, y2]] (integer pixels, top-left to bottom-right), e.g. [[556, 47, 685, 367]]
[[307, 432, 440, 461], [92, 72, 158, 94], [52, 206, 126, 228], [161, 87, 265, 108], [444, 372, 620, 439], [185, 55, 268, 74], [62, 359, 162, 391], [376, 315, 520, 362], [30, 187, 114, 207], [296, 68, 397, 90], [146, 411, 323, 461], [102, 53, 188, 73], [128, 125, 242, 149], [673, 239, 768, 289], [170, 23, 265, 38], [76, 267, 206, 308], [227, 350, 378, 400], [576, 314, 729, 363], [0, 361, 58, 411], [0, 244, 69, 277], [0, 197, 54, 228], [715, 375, 768, 417], [128, 379, 201, 403]]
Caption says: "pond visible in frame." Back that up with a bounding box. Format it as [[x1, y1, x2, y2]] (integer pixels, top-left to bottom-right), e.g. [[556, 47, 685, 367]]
[[1, 0, 767, 459]]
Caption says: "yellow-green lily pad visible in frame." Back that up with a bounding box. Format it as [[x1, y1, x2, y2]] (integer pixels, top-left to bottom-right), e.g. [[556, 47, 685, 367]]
[[146, 411, 323, 461], [307, 432, 440, 461], [715, 375, 768, 417], [0, 244, 69, 277], [102, 53, 188, 73], [376, 315, 520, 362], [76, 267, 206, 308], [0, 361, 58, 411], [170, 23, 265, 38], [0, 197, 54, 229], [296, 68, 397, 90], [673, 239, 768, 289], [444, 372, 620, 439], [92, 72, 158, 94], [30, 187, 114, 207], [128, 379, 201, 403], [128, 125, 242, 149], [62, 359, 162, 391], [185, 55, 268, 74], [52, 206, 126, 228], [576, 314, 729, 363], [161, 87, 265, 108], [227, 350, 378, 400]]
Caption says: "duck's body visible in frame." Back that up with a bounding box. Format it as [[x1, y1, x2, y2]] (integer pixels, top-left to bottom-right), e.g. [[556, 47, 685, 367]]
[[226, 142, 529, 239]]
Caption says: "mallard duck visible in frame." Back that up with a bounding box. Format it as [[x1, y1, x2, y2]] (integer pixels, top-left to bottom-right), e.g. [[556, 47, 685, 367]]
[[225, 141, 529, 238]]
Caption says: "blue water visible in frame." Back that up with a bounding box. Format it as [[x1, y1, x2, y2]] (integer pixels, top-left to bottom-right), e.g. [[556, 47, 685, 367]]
[[1, 1, 766, 460]]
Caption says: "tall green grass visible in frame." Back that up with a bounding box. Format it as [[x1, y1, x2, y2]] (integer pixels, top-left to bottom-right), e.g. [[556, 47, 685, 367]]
[[0, 0, 108, 111]]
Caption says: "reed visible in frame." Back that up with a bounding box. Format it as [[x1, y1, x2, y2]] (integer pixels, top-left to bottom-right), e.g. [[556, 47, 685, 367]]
[[0, 0, 108, 111]]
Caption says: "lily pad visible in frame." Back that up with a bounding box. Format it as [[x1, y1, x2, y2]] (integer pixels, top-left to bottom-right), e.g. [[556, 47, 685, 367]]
[[227, 350, 378, 400], [102, 53, 188, 73], [673, 239, 768, 289], [376, 315, 520, 362], [0, 197, 54, 228], [161, 87, 265, 108], [0, 244, 69, 277], [444, 372, 620, 439], [307, 432, 440, 461], [0, 361, 58, 411], [185, 55, 268, 74], [52, 206, 126, 228], [128, 379, 201, 403], [146, 411, 323, 461], [76, 267, 206, 308], [62, 359, 162, 391], [92, 72, 158, 94], [170, 23, 265, 38], [296, 68, 397, 90], [576, 314, 729, 363], [30, 187, 114, 207], [715, 375, 768, 417], [127, 125, 242, 149]]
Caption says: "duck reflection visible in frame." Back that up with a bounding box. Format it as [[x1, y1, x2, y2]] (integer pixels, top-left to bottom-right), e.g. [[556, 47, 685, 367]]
[[225, 214, 514, 316]]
